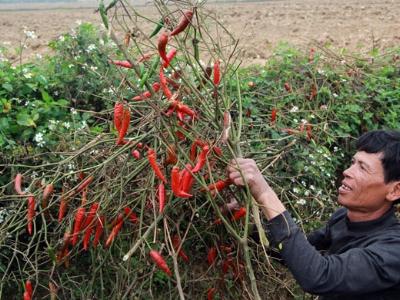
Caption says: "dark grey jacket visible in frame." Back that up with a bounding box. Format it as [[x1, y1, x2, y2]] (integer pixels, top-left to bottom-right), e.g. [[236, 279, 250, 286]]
[[265, 206, 400, 299]]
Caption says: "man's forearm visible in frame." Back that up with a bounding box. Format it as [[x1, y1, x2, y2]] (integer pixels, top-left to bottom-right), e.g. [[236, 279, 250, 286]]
[[257, 187, 286, 221]]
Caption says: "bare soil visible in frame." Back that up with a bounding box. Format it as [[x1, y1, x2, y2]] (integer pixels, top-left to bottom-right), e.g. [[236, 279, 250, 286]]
[[1, 0, 399, 66]]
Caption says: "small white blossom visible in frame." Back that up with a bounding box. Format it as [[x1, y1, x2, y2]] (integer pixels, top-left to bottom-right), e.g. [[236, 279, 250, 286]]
[[290, 106, 299, 113], [86, 44, 96, 53], [33, 132, 45, 147], [36, 53, 42, 59], [310, 185, 316, 191], [90, 66, 98, 71], [76, 20, 82, 25], [68, 64, 74, 68], [292, 187, 300, 193], [334, 146, 338, 152], [70, 108, 77, 115], [24, 29, 37, 39], [63, 122, 71, 129], [304, 190, 310, 196], [333, 93, 338, 98], [58, 35, 65, 42], [296, 199, 307, 205]]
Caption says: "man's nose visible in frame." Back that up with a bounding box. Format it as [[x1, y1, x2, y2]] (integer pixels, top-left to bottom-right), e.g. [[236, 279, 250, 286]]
[[342, 165, 354, 178]]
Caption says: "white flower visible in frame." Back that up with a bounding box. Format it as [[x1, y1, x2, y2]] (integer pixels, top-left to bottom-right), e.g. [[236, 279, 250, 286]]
[[36, 53, 42, 59], [31, 171, 38, 178], [296, 199, 307, 205], [99, 39, 105, 46], [68, 64, 74, 68], [86, 44, 96, 52], [304, 190, 310, 196], [334, 146, 338, 152], [63, 122, 71, 129], [292, 187, 300, 193], [24, 29, 37, 39], [34, 132, 45, 147], [333, 93, 338, 98], [58, 35, 65, 42], [70, 108, 77, 115], [310, 185, 316, 191], [76, 20, 82, 25], [90, 66, 98, 71], [290, 106, 299, 113]]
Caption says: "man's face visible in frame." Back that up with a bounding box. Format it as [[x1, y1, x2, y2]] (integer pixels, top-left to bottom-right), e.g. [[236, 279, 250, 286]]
[[338, 151, 392, 212]]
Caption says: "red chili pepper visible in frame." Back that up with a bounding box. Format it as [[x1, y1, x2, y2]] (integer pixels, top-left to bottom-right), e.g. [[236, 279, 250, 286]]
[[27, 196, 35, 236], [25, 280, 33, 297], [147, 148, 167, 183], [162, 48, 177, 68], [204, 179, 232, 192], [175, 101, 196, 118], [76, 176, 94, 194], [105, 214, 124, 248], [23, 291, 31, 300], [172, 235, 189, 263], [58, 194, 68, 223], [124, 207, 139, 224], [131, 149, 141, 160], [213, 60, 220, 86], [306, 124, 312, 141], [149, 250, 172, 276], [271, 108, 277, 125], [158, 182, 166, 213], [111, 60, 133, 69], [117, 107, 131, 145], [92, 216, 105, 248], [192, 145, 210, 173], [82, 226, 94, 251], [71, 207, 86, 246], [170, 10, 193, 36], [221, 257, 234, 275], [171, 166, 192, 198], [114, 102, 124, 133], [83, 202, 99, 229], [158, 31, 169, 64], [231, 207, 246, 221], [212, 146, 223, 157], [180, 164, 194, 194], [132, 82, 161, 101], [207, 287, 217, 300], [14, 173, 25, 195], [41, 183, 53, 215], [159, 67, 173, 99], [207, 247, 217, 266], [284, 82, 292, 92]]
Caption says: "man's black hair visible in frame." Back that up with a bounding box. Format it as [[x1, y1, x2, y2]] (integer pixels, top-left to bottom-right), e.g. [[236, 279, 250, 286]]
[[356, 130, 400, 185]]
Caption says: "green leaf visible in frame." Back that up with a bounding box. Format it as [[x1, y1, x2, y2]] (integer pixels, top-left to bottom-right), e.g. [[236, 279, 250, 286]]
[[2, 83, 13, 92], [16, 112, 36, 127], [41, 90, 53, 104]]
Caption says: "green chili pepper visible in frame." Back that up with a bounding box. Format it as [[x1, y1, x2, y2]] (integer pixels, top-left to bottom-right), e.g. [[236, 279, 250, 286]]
[[99, 0, 109, 29], [149, 19, 164, 38], [192, 38, 199, 61], [140, 57, 160, 88]]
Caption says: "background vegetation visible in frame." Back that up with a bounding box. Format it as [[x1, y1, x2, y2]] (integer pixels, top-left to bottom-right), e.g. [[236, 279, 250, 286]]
[[1, 1, 399, 299]]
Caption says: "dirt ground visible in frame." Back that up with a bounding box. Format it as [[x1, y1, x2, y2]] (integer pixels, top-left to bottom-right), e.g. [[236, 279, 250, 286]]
[[0, 0, 399, 66]]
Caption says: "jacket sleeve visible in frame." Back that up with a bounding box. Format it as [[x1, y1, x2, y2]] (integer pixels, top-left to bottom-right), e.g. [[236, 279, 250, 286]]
[[265, 211, 400, 296], [306, 225, 330, 251]]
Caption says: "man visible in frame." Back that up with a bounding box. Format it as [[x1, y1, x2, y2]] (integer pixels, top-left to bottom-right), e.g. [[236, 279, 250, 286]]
[[227, 130, 400, 299]]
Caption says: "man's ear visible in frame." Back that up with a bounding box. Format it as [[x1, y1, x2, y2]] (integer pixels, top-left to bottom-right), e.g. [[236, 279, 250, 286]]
[[386, 181, 400, 202]]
